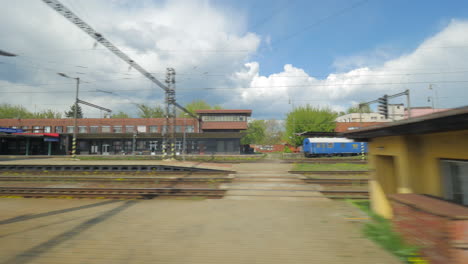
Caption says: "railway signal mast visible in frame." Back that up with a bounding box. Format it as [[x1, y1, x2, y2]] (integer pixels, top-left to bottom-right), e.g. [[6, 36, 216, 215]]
[[359, 89, 411, 121], [41, 0, 197, 159]]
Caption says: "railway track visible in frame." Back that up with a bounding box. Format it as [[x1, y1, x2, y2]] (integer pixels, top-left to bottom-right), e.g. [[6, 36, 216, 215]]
[[0, 164, 231, 173], [0, 176, 232, 184], [304, 178, 368, 185], [0, 187, 225, 199]]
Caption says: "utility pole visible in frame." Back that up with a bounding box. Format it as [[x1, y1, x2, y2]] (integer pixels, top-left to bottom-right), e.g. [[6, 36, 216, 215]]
[[183, 114, 187, 161], [58, 73, 80, 159], [58, 73, 111, 158], [132, 130, 137, 155], [73, 77, 79, 159]]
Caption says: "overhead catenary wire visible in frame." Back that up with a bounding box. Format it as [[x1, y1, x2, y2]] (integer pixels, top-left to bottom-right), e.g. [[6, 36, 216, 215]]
[[2, 79, 468, 93]]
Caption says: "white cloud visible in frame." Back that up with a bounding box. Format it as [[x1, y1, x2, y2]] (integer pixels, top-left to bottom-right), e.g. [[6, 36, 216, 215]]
[[229, 19, 468, 118], [0, 0, 260, 117], [0, 1, 467, 120]]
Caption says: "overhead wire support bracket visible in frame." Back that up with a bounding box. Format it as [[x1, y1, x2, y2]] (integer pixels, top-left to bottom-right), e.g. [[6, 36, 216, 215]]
[[77, 99, 112, 113]]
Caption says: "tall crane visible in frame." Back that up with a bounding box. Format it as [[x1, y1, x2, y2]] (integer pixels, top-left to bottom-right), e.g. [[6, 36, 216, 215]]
[[41, 0, 197, 158]]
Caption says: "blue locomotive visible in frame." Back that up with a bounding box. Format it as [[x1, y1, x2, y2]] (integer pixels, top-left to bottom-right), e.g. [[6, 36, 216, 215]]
[[303, 137, 367, 157]]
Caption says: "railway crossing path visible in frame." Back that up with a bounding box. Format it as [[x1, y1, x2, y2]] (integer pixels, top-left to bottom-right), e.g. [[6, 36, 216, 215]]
[[0, 161, 402, 264]]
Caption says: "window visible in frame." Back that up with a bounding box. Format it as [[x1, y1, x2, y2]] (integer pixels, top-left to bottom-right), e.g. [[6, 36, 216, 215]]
[[90, 126, 99, 133], [55, 126, 63, 133], [175, 126, 182, 132], [78, 126, 87, 133], [149, 126, 158, 133], [44, 126, 51, 133], [137, 125, 147, 133], [136, 140, 146, 150], [371, 117, 377, 120], [113, 126, 122, 133], [175, 141, 182, 151], [125, 126, 135, 133], [101, 126, 111, 133], [185, 125, 194, 132], [201, 115, 247, 122], [113, 141, 122, 152], [21, 126, 29, 131], [33, 126, 41, 133], [161, 125, 168, 133], [327, 143, 334, 148], [441, 160, 468, 206], [66, 126, 74, 133]]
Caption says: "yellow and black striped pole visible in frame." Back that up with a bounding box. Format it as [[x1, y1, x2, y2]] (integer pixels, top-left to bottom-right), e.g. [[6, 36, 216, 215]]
[[171, 142, 175, 159], [72, 137, 76, 159], [162, 141, 167, 158], [360, 142, 365, 160]]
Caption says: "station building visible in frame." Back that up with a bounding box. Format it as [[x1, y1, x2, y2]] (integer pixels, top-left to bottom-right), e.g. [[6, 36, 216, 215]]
[[0, 109, 252, 156]]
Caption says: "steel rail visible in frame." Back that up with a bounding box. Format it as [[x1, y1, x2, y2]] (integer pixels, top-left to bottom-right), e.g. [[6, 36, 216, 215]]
[[0, 176, 232, 183], [0, 186, 225, 199]]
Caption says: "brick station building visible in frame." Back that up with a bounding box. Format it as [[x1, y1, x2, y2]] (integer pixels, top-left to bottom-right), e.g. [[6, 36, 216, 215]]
[[0, 109, 252, 155]]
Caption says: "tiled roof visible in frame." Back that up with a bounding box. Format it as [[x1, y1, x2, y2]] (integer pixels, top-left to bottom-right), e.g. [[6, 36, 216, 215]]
[[201, 122, 248, 130], [195, 109, 252, 115]]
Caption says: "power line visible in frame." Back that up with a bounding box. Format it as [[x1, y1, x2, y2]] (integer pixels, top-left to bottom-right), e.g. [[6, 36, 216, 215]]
[[1, 79, 468, 93]]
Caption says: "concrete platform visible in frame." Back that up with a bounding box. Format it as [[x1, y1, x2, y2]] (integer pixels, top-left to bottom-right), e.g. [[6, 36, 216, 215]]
[[0, 198, 401, 264]]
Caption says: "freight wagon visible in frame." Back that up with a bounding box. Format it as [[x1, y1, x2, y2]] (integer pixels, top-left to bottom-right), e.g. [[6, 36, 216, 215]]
[[303, 137, 367, 157]]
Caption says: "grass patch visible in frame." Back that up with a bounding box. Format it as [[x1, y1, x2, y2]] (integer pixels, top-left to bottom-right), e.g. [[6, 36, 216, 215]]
[[348, 200, 427, 263], [283, 154, 366, 160], [293, 163, 368, 171]]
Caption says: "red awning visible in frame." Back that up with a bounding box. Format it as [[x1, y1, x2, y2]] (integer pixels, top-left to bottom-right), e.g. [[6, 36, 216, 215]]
[[12, 133, 60, 137]]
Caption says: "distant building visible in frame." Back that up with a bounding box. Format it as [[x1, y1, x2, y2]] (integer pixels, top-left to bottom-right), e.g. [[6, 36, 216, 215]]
[[336, 104, 406, 123], [337, 105, 452, 124], [0, 109, 252, 155], [404, 106, 450, 118]]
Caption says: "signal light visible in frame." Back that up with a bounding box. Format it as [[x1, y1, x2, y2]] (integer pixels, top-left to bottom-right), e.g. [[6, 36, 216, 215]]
[[378, 95, 388, 119]]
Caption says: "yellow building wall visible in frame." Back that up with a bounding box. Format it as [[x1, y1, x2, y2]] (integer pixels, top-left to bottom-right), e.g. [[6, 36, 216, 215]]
[[368, 129, 468, 218]]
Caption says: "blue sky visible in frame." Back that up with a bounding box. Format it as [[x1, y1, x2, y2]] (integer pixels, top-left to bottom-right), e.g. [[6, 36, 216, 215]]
[[0, 0, 468, 119], [237, 0, 468, 75]]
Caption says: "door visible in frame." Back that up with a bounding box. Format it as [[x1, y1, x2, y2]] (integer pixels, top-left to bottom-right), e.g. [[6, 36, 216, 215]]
[[102, 144, 110, 155]]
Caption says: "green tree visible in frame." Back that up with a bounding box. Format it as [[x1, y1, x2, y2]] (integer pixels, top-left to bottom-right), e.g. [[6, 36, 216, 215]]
[[33, 109, 62, 119], [0, 104, 61, 119], [137, 104, 164, 118], [111, 111, 131, 118], [180, 99, 223, 117], [347, 103, 371, 114], [285, 105, 338, 146], [0, 104, 33, 118], [64, 104, 83, 118], [263, 119, 284, 145], [241, 120, 266, 145]]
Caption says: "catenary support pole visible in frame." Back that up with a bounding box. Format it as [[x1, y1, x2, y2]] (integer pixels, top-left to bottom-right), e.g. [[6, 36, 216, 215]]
[[72, 78, 80, 159], [406, 89, 411, 119]]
